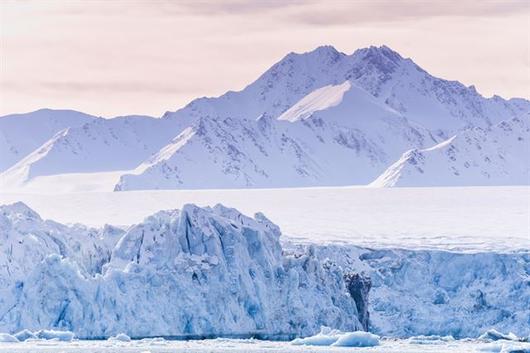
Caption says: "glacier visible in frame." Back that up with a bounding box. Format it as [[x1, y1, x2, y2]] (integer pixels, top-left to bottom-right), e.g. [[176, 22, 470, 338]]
[[0, 202, 362, 338], [0, 202, 528, 340]]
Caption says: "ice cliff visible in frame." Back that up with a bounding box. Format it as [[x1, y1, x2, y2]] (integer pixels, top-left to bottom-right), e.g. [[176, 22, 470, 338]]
[[1, 202, 528, 339], [0, 202, 362, 338], [305, 244, 530, 338]]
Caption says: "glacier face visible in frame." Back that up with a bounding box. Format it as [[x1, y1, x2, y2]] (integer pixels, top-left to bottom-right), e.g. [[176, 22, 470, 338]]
[[1, 45, 528, 190], [0, 202, 361, 338], [307, 245, 530, 338], [1, 202, 529, 339]]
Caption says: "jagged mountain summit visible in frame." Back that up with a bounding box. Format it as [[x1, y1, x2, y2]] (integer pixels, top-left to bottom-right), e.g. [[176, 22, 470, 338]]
[[1, 45, 528, 190]]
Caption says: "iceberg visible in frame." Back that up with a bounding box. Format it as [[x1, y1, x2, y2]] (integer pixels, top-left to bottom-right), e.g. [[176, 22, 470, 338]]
[[291, 326, 379, 347], [13, 329, 36, 341], [0, 329, 75, 342], [108, 333, 131, 342], [34, 329, 75, 341], [479, 329, 527, 342]]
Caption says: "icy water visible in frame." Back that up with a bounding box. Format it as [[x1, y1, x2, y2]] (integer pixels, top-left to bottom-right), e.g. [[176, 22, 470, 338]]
[[1, 338, 530, 353]]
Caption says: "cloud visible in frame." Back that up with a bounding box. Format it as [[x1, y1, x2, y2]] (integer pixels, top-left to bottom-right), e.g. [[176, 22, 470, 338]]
[[167, 0, 530, 25], [1, 79, 205, 95]]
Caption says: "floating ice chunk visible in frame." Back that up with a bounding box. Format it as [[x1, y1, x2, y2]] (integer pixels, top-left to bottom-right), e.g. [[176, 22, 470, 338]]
[[332, 331, 380, 347], [478, 342, 530, 353], [109, 333, 131, 342], [292, 333, 339, 346], [0, 333, 19, 342], [35, 329, 75, 341], [479, 329, 524, 342], [292, 326, 379, 347], [139, 337, 166, 345], [13, 330, 36, 341], [407, 335, 455, 344]]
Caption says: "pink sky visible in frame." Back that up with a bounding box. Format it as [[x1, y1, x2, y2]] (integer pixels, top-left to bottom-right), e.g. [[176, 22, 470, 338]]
[[0, 0, 528, 117]]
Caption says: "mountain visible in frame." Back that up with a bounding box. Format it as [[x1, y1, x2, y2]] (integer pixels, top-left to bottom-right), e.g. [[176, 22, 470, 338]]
[[0, 116, 177, 186], [0, 109, 95, 172], [115, 45, 529, 190], [371, 116, 530, 187], [1, 45, 528, 190], [115, 81, 433, 190]]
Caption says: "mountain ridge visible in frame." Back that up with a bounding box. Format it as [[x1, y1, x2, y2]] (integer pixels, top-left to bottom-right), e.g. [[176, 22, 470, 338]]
[[1, 45, 528, 190]]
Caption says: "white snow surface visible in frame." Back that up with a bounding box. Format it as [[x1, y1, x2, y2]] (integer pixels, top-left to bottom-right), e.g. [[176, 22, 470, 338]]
[[1, 45, 528, 190], [0, 186, 528, 252], [277, 81, 352, 122]]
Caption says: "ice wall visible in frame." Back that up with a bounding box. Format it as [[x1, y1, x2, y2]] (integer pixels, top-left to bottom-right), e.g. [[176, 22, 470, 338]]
[[1, 202, 528, 339], [0, 203, 361, 338]]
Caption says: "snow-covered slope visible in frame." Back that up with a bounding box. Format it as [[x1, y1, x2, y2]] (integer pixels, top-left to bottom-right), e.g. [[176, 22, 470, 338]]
[[0, 202, 362, 338], [371, 116, 530, 187], [0, 203, 528, 339], [0, 116, 178, 186], [0, 109, 95, 172], [1, 45, 528, 189], [277, 81, 352, 122]]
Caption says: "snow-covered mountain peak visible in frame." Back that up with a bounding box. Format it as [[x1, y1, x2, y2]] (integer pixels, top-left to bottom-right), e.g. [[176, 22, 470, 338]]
[[351, 45, 406, 74], [1, 45, 528, 190], [282, 45, 345, 65]]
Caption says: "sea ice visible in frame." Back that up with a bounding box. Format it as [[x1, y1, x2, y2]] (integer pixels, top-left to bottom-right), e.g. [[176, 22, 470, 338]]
[[109, 333, 131, 342], [34, 329, 75, 341]]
